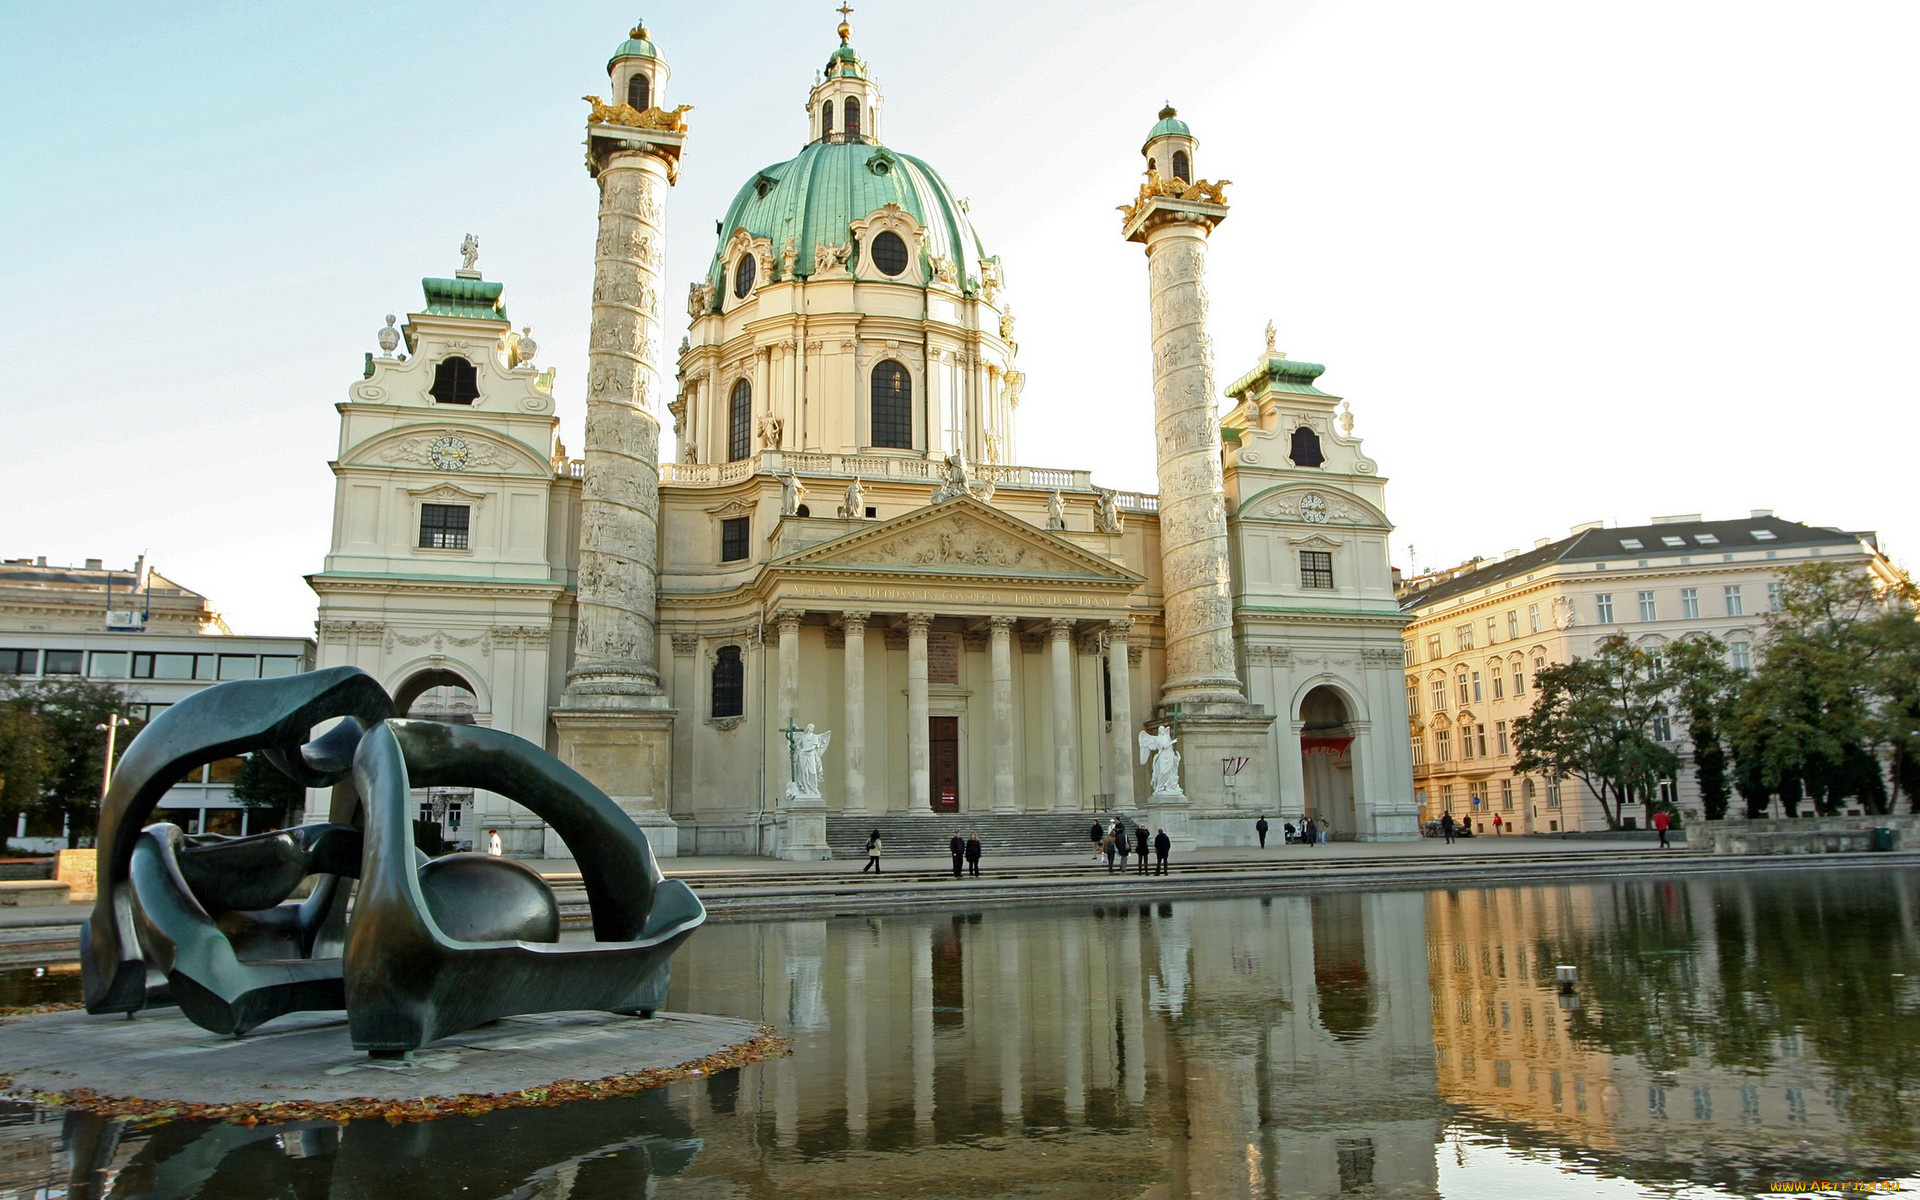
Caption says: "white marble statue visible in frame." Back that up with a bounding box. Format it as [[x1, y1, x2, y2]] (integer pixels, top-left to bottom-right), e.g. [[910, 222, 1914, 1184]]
[[792, 723, 832, 796], [1094, 486, 1121, 534], [1046, 489, 1066, 530], [840, 477, 865, 518], [779, 470, 805, 516], [1139, 725, 1181, 795], [460, 233, 480, 272]]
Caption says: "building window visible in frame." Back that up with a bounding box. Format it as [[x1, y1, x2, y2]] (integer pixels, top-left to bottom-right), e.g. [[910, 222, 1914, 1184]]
[[1638, 591, 1657, 621], [1767, 581, 1783, 611], [871, 231, 909, 277], [1300, 550, 1334, 589], [0, 649, 38, 675], [1730, 641, 1751, 672], [626, 73, 650, 110], [1528, 603, 1541, 633], [419, 503, 470, 550], [260, 655, 300, 678], [870, 361, 912, 449], [1288, 425, 1324, 468], [1681, 587, 1699, 619], [1496, 720, 1509, 755], [1724, 585, 1744, 616], [711, 645, 744, 718], [1440, 783, 1455, 813], [1410, 735, 1426, 766], [1456, 671, 1470, 705], [1403, 644, 1414, 667], [733, 254, 757, 298], [720, 517, 750, 563], [1507, 611, 1519, 639], [1406, 678, 1419, 716], [1470, 782, 1486, 812], [1171, 149, 1190, 181], [1487, 616, 1498, 643], [1435, 730, 1452, 763], [217, 655, 259, 681], [1427, 633, 1442, 660], [1501, 778, 1514, 811], [728, 379, 752, 462], [1457, 624, 1475, 651], [1476, 724, 1488, 757], [843, 96, 861, 138], [87, 651, 131, 679], [1471, 671, 1483, 702], [43, 649, 83, 675], [1512, 659, 1525, 695], [1546, 779, 1562, 809], [429, 357, 480, 405], [1524, 777, 1537, 803], [1532, 656, 1545, 688], [1431, 678, 1447, 711], [1595, 593, 1614, 623], [1492, 669, 1504, 700], [821, 100, 833, 138]]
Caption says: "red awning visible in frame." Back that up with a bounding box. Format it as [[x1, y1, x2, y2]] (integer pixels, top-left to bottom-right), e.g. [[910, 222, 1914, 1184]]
[[1301, 735, 1353, 758]]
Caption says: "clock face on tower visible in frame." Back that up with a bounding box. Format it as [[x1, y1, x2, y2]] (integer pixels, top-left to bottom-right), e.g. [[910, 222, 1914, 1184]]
[[428, 434, 471, 471], [1300, 492, 1329, 524]]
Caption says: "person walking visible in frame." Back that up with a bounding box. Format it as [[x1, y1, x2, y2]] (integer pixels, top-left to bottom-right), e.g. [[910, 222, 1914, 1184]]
[[1134, 821, 1151, 874], [1440, 812, 1454, 845], [862, 827, 882, 873], [487, 828, 502, 857], [965, 831, 983, 876], [1115, 819, 1132, 871], [1653, 809, 1671, 849], [1301, 817, 1316, 849], [1102, 831, 1117, 872], [1320, 819, 1331, 847], [949, 830, 965, 878], [1255, 815, 1270, 849], [1492, 812, 1503, 837], [1090, 815, 1106, 863], [1154, 827, 1171, 874]]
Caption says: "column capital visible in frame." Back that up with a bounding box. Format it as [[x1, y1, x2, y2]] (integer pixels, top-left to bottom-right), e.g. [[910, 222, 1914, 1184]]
[[1048, 616, 1076, 638], [905, 612, 934, 636], [772, 609, 804, 635], [841, 610, 871, 635], [988, 614, 1017, 636], [1107, 616, 1135, 636]]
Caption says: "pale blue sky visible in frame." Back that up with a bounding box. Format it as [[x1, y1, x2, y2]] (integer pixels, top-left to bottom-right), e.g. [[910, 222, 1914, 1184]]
[[2, 2, 1914, 632]]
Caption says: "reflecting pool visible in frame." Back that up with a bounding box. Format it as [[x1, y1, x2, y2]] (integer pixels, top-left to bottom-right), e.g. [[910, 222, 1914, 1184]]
[[1, 869, 1915, 1198]]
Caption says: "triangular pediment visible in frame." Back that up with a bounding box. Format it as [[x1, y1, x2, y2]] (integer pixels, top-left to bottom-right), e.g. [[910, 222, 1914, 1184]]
[[772, 495, 1142, 585]]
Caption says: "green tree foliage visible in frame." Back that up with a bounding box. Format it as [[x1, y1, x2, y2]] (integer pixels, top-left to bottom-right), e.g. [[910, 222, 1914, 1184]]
[[229, 751, 305, 829], [1661, 635, 1738, 821], [0, 678, 142, 848], [1513, 634, 1677, 829], [1726, 562, 1920, 816]]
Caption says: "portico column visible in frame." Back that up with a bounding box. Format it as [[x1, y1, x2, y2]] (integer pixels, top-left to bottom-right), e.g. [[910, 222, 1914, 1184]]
[[906, 613, 932, 811], [775, 610, 802, 738], [1107, 619, 1135, 812], [1050, 618, 1078, 811], [990, 616, 1017, 812], [842, 612, 869, 814]]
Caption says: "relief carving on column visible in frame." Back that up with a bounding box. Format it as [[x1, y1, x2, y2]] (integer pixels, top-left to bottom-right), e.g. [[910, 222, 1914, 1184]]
[[842, 611, 870, 637], [988, 615, 1017, 637], [772, 609, 804, 637], [905, 612, 934, 637], [670, 632, 700, 657], [1047, 617, 1076, 640]]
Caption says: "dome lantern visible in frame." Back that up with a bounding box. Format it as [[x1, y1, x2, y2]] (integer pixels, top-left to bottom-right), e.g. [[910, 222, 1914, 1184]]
[[608, 19, 671, 114], [809, 4, 880, 145], [1142, 102, 1198, 184]]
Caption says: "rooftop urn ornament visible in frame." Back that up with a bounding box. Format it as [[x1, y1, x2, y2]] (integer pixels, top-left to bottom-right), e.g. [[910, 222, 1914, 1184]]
[[376, 314, 400, 357], [516, 326, 538, 367], [1339, 400, 1355, 436]]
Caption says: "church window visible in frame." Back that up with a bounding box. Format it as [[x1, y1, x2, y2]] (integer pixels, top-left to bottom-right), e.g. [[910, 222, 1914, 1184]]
[[727, 379, 752, 462], [733, 254, 757, 298], [843, 97, 861, 139], [870, 361, 912, 449], [626, 73, 650, 111], [429, 357, 480, 405], [1172, 150, 1190, 182], [821, 100, 833, 138], [1299, 550, 1333, 589], [871, 231, 909, 277], [720, 517, 749, 563], [419, 503, 470, 550], [1148, 156, 1158, 174], [1289, 425, 1324, 468], [711, 646, 744, 718]]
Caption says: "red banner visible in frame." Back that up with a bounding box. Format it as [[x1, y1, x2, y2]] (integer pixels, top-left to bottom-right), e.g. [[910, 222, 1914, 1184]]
[[1301, 735, 1353, 759]]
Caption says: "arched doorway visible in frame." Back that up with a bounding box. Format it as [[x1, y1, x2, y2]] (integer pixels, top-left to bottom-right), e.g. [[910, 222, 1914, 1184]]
[[394, 668, 480, 849], [1299, 685, 1359, 837], [1311, 893, 1376, 1041]]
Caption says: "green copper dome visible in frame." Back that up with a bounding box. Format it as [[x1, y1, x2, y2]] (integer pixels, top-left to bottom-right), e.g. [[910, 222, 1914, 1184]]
[[703, 140, 990, 303], [1142, 104, 1191, 151], [608, 23, 659, 70]]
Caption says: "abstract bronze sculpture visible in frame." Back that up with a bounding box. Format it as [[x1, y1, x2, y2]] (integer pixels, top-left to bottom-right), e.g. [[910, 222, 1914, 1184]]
[[80, 667, 705, 1054]]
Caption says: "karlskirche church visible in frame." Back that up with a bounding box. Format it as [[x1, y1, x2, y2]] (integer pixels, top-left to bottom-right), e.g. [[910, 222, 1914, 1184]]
[[306, 18, 1416, 858]]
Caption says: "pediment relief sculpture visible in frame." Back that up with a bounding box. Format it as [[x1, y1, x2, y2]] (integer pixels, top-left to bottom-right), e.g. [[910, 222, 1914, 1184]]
[[1242, 486, 1387, 528], [780, 501, 1138, 582]]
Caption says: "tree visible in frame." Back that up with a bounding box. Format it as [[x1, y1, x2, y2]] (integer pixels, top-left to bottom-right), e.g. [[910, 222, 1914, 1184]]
[[0, 689, 54, 849], [1661, 635, 1739, 820], [229, 751, 305, 830], [1727, 562, 1920, 816], [0, 678, 142, 848], [1514, 634, 1677, 829]]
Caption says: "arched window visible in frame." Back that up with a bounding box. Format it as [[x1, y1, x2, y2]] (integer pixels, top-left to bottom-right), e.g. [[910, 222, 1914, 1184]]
[[733, 254, 757, 299], [1172, 150, 1190, 182], [821, 100, 833, 139], [870, 361, 911, 449], [429, 356, 479, 405], [626, 73, 650, 111], [711, 646, 744, 719], [1289, 424, 1324, 468], [728, 379, 752, 462], [843, 97, 861, 139], [870, 231, 908, 277], [1148, 156, 1157, 174]]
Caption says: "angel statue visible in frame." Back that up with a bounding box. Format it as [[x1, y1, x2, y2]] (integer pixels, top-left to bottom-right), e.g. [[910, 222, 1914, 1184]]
[[791, 724, 832, 797], [1138, 725, 1182, 795]]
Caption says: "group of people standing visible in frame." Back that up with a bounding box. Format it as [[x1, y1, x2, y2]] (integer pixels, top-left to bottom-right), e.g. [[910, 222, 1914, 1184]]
[[1089, 815, 1172, 874], [949, 831, 983, 877], [1254, 814, 1329, 848]]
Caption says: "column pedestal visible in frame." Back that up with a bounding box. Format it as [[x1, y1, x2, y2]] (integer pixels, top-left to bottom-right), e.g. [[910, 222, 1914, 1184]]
[[906, 613, 932, 811], [777, 793, 832, 861], [550, 707, 679, 857]]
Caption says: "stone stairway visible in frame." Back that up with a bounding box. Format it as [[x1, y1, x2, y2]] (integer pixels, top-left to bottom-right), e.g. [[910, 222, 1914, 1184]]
[[826, 812, 1137, 861]]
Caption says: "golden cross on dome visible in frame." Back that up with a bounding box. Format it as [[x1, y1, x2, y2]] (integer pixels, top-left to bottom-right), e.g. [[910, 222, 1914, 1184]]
[[836, 2, 854, 43]]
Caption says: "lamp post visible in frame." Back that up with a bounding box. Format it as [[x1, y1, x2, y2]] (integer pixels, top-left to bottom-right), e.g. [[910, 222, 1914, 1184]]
[[95, 714, 130, 800]]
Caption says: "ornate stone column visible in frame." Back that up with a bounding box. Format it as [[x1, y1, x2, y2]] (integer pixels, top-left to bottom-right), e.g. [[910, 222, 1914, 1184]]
[[906, 613, 932, 812], [989, 616, 1017, 813], [551, 66, 690, 856], [775, 610, 802, 735], [1049, 618, 1078, 811], [842, 612, 869, 814], [773, 608, 828, 859], [1107, 619, 1135, 812]]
